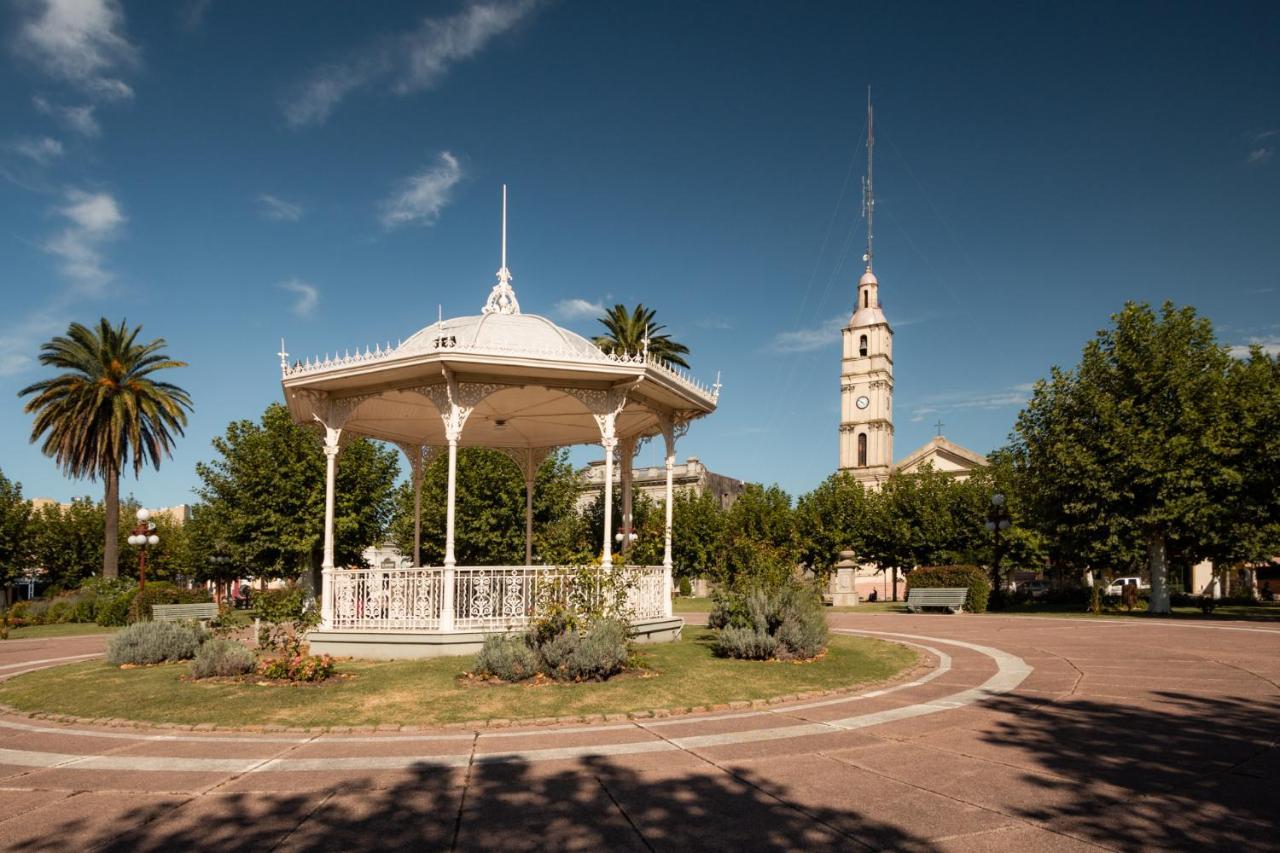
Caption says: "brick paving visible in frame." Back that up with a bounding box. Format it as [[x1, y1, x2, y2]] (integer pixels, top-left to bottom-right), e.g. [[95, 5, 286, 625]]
[[0, 614, 1275, 851]]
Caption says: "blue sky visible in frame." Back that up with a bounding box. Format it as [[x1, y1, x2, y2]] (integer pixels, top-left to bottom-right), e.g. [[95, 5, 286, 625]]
[[2, 0, 1278, 506]]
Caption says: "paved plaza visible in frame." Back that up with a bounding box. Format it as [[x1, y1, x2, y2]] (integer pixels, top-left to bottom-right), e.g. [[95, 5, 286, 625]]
[[0, 614, 1275, 851]]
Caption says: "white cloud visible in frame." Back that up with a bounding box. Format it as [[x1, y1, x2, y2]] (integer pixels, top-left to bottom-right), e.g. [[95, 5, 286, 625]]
[[907, 383, 1034, 422], [258, 193, 304, 222], [33, 96, 100, 137], [770, 314, 846, 353], [43, 188, 125, 294], [279, 278, 319, 317], [554, 298, 604, 320], [1229, 338, 1280, 359], [0, 311, 65, 377], [14, 0, 138, 100], [380, 151, 463, 228], [1246, 129, 1277, 166], [13, 136, 64, 164], [284, 0, 540, 128]]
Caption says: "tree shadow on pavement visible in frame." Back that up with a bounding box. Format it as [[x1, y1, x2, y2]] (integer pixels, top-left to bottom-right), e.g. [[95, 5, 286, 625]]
[[19, 755, 937, 852], [979, 689, 1280, 851]]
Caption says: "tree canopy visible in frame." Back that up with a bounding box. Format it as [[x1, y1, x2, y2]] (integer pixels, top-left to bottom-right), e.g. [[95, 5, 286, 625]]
[[18, 319, 191, 578], [593, 304, 691, 369], [195, 403, 399, 582]]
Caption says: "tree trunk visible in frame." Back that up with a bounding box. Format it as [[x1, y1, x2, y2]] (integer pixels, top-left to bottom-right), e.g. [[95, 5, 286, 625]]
[[103, 469, 119, 579], [1147, 531, 1170, 614], [891, 567, 899, 601]]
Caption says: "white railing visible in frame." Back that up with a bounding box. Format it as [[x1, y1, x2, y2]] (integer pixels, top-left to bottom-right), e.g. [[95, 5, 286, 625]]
[[327, 565, 668, 633]]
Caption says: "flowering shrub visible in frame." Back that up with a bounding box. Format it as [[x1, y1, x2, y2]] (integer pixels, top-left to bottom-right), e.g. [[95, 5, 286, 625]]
[[256, 654, 335, 682]]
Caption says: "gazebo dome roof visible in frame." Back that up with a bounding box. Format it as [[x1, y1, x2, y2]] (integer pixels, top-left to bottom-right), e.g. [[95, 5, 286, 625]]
[[402, 312, 605, 362]]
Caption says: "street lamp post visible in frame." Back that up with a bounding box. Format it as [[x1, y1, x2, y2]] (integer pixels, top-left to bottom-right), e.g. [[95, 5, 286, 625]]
[[985, 493, 1011, 607], [126, 508, 160, 591]]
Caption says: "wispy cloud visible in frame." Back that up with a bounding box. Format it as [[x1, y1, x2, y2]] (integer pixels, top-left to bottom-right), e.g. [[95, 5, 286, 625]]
[[279, 278, 319, 317], [179, 0, 213, 32], [770, 314, 845, 353], [0, 311, 65, 377], [284, 0, 540, 128], [907, 383, 1034, 422], [1229, 338, 1280, 359], [33, 95, 100, 137], [554, 298, 605, 320], [12, 136, 63, 164], [258, 193, 304, 222], [1246, 129, 1277, 166], [14, 0, 139, 101], [380, 151, 463, 228], [43, 189, 126, 294]]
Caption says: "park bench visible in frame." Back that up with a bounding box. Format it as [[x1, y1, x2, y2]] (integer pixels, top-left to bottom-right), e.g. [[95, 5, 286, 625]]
[[905, 587, 968, 614], [151, 603, 219, 624]]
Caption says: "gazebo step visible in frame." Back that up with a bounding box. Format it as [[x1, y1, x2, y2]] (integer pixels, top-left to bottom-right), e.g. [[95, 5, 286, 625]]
[[307, 616, 684, 660]]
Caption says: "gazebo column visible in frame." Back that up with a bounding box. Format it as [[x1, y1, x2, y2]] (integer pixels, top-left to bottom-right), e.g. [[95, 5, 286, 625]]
[[424, 374, 490, 631], [660, 417, 680, 619], [320, 434, 340, 629], [601, 434, 617, 568], [619, 436, 636, 562], [395, 444, 438, 567], [565, 386, 631, 571]]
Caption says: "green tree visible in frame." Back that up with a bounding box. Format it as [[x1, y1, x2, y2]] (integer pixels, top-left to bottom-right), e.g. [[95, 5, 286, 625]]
[[389, 448, 583, 566], [671, 489, 725, 580], [28, 497, 105, 590], [1214, 347, 1280, 569], [718, 483, 796, 588], [195, 403, 399, 585], [0, 470, 32, 598], [18, 319, 191, 579], [1012, 302, 1234, 613], [794, 472, 873, 576], [593, 304, 691, 369], [860, 467, 988, 599]]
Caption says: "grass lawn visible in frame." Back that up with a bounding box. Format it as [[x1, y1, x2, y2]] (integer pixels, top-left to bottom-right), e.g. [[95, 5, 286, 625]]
[[673, 597, 907, 615], [0, 629, 917, 729], [5, 623, 119, 640]]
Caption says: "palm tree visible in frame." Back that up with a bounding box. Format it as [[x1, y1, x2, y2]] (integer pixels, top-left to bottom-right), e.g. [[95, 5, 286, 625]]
[[592, 304, 691, 369], [19, 319, 192, 579]]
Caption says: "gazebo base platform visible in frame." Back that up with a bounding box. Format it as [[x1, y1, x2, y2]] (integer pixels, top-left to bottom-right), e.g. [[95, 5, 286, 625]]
[[308, 616, 684, 660]]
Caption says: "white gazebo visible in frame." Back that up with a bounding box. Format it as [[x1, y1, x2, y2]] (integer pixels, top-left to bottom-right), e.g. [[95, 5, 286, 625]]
[[280, 189, 719, 658]]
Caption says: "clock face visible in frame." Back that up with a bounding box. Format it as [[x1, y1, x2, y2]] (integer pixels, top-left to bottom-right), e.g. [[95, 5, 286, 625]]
[[856, 395, 870, 410]]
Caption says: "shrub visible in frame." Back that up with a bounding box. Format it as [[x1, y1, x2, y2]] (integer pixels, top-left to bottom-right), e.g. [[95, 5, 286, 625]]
[[678, 576, 693, 597], [709, 581, 828, 661], [256, 654, 335, 682], [189, 638, 255, 679], [713, 625, 778, 660], [564, 618, 629, 681], [473, 635, 540, 682], [906, 565, 991, 614], [106, 620, 208, 665], [126, 582, 211, 624], [254, 587, 319, 656]]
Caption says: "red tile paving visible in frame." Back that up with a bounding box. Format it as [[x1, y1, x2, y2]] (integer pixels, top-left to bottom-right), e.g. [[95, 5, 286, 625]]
[[0, 612, 1274, 851]]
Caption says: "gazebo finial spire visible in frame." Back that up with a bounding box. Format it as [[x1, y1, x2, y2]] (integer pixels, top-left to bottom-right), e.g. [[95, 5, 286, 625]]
[[482, 184, 521, 315]]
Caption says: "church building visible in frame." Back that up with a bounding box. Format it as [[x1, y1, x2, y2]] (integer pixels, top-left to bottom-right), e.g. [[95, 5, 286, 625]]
[[837, 94, 986, 486]]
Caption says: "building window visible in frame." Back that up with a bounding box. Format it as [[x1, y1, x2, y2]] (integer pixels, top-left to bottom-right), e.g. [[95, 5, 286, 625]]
[[859, 335, 868, 357], [857, 433, 867, 467], [381, 558, 395, 570], [863, 290, 869, 308]]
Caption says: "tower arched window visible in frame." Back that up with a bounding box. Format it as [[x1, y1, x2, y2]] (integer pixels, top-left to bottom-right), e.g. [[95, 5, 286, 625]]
[[859, 335, 868, 357], [857, 433, 867, 467], [863, 290, 869, 308]]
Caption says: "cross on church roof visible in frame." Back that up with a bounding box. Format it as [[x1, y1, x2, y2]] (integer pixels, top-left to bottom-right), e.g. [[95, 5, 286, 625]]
[[935, 419, 945, 437]]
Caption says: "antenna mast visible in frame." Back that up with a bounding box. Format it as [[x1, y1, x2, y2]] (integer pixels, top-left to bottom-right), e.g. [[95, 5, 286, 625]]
[[500, 183, 508, 273], [861, 86, 875, 272]]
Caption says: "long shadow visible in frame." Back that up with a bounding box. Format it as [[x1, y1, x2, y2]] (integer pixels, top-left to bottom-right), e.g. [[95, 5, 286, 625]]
[[978, 689, 1280, 851], [15, 756, 937, 852]]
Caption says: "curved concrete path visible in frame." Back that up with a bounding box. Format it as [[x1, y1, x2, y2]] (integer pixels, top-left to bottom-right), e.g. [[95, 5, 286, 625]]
[[0, 613, 1275, 852]]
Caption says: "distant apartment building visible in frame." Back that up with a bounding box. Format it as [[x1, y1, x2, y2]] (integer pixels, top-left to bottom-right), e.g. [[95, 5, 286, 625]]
[[29, 498, 192, 524], [577, 456, 745, 512]]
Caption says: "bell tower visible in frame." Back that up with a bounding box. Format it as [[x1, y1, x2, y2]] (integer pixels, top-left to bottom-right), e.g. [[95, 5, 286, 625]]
[[838, 89, 894, 485]]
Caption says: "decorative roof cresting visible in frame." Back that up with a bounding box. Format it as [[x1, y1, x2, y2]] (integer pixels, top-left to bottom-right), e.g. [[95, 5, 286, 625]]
[[481, 184, 521, 316]]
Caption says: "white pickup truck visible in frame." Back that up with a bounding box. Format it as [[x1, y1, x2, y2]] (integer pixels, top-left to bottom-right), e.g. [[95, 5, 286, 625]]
[[1104, 576, 1150, 596]]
